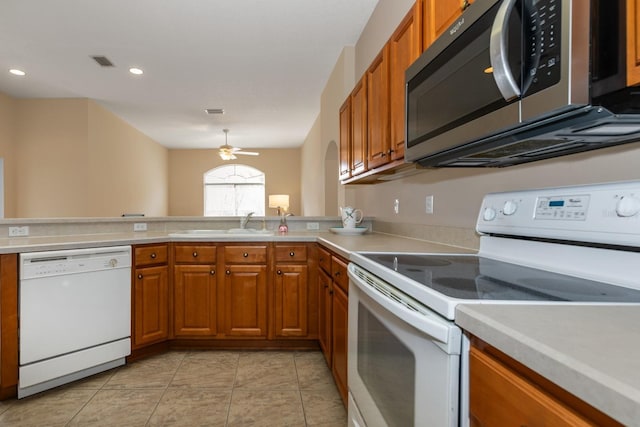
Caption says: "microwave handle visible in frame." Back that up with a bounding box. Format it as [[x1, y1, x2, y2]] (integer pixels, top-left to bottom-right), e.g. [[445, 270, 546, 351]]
[[490, 0, 520, 101]]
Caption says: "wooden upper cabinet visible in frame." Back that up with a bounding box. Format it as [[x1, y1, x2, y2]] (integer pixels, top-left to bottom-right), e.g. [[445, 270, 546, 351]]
[[390, 4, 422, 161], [367, 45, 391, 169], [627, 0, 640, 85], [422, 0, 472, 50], [339, 98, 352, 180], [350, 76, 368, 177]]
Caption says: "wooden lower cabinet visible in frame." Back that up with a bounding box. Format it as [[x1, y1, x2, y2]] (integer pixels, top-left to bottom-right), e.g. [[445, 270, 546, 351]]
[[223, 264, 268, 337], [318, 268, 333, 366], [133, 264, 169, 348], [173, 265, 217, 337], [332, 283, 349, 407], [0, 254, 18, 399], [274, 264, 308, 337], [470, 340, 623, 427]]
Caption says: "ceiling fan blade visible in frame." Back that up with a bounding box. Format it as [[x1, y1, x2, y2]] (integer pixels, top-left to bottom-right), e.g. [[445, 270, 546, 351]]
[[235, 151, 259, 156]]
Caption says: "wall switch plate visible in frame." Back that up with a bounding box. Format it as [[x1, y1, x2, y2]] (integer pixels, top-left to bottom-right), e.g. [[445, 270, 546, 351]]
[[9, 226, 29, 237], [425, 195, 434, 214], [394, 199, 400, 214], [306, 222, 320, 230], [133, 223, 148, 232]]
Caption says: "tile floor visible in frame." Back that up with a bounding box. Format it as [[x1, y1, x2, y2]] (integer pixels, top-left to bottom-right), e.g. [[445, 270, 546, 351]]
[[0, 350, 347, 426]]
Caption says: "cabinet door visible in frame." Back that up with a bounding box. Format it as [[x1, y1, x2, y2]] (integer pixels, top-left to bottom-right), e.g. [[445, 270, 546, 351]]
[[469, 346, 601, 427], [390, 4, 422, 161], [351, 77, 368, 177], [367, 45, 391, 169], [423, 0, 469, 49], [627, 0, 640, 85], [318, 269, 333, 367], [332, 284, 348, 407], [274, 265, 308, 337], [173, 264, 217, 337], [223, 265, 267, 337], [339, 98, 352, 180], [133, 265, 169, 348], [0, 254, 18, 399]]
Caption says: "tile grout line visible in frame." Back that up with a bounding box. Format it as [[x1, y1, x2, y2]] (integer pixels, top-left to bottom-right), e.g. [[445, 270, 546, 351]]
[[293, 352, 310, 427], [65, 367, 117, 426], [224, 351, 242, 427], [144, 351, 188, 427]]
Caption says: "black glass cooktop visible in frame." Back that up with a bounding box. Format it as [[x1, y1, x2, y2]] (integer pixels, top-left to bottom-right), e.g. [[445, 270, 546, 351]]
[[361, 254, 640, 302]]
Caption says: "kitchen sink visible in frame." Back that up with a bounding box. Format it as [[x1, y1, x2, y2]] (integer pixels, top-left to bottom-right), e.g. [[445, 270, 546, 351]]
[[169, 229, 274, 238]]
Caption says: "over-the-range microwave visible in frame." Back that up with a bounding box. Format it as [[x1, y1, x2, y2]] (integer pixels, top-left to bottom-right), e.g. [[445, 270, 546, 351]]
[[404, 0, 640, 167]]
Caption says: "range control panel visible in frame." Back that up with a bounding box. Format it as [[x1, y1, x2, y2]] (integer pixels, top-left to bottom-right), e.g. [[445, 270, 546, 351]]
[[477, 181, 640, 247]]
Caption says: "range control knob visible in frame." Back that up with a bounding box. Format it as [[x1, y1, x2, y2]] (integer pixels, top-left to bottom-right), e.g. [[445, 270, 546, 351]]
[[503, 200, 518, 216], [483, 207, 497, 221], [616, 195, 640, 217]]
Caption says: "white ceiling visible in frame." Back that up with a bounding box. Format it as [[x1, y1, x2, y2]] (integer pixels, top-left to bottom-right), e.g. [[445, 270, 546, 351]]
[[0, 0, 378, 149]]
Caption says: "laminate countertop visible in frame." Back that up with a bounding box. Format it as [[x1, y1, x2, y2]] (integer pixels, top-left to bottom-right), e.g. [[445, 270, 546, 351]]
[[456, 304, 640, 426]]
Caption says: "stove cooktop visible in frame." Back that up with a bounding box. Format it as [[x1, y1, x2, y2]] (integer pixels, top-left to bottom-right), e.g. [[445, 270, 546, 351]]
[[360, 253, 640, 303]]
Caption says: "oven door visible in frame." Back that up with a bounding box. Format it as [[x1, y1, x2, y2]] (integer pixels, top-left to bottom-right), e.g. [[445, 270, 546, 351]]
[[348, 263, 463, 427]]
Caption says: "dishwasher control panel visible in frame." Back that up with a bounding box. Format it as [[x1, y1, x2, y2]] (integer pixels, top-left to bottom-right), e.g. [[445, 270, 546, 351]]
[[20, 246, 132, 280]]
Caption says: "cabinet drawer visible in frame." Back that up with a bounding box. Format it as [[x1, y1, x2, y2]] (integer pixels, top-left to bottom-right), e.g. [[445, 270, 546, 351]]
[[174, 245, 217, 264], [331, 255, 349, 293], [275, 244, 307, 262], [224, 246, 267, 264], [318, 246, 331, 274], [135, 244, 168, 267]]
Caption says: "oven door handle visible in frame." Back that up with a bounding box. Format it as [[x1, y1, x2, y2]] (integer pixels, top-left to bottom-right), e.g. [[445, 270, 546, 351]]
[[349, 264, 460, 353]]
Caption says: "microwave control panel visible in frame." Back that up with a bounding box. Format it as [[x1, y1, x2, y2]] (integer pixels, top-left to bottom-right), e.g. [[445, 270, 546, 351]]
[[524, 0, 561, 96]]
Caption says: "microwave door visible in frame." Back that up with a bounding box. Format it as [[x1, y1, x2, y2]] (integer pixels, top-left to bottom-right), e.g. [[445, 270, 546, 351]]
[[520, 0, 590, 121]]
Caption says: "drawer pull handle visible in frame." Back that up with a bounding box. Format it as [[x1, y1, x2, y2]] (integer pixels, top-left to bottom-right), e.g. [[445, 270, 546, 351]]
[[289, 251, 295, 257], [226, 270, 231, 275], [192, 252, 198, 258], [137, 274, 143, 279], [210, 270, 216, 275], [150, 253, 157, 259], [243, 252, 249, 257], [277, 269, 282, 275]]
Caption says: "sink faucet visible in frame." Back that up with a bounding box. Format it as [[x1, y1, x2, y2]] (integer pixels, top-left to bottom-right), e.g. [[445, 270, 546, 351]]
[[240, 212, 254, 229]]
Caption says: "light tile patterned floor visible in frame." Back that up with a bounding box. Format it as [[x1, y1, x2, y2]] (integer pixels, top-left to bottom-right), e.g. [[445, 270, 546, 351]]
[[0, 350, 346, 427]]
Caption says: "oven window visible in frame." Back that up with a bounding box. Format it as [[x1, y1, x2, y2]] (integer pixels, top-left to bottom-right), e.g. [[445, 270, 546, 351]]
[[357, 303, 415, 427]]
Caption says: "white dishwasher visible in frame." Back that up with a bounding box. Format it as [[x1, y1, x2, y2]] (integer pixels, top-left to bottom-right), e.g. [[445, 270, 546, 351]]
[[19, 246, 132, 398]]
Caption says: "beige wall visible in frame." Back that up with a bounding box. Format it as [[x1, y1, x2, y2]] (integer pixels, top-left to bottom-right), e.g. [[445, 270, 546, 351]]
[[168, 148, 301, 216], [0, 92, 16, 217], [301, 115, 323, 215], [2, 95, 169, 218]]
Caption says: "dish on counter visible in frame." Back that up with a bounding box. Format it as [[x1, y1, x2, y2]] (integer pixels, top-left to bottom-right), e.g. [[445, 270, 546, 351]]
[[330, 227, 368, 236]]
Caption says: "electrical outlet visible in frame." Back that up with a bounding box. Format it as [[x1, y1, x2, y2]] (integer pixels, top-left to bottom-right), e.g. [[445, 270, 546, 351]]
[[425, 195, 434, 214], [9, 226, 29, 237], [394, 199, 400, 214], [133, 223, 148, 232], [306, 222, 320, 230]]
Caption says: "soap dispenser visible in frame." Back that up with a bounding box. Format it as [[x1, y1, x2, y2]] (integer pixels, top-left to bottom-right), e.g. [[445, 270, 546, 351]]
[[278, 215, 288, 233]]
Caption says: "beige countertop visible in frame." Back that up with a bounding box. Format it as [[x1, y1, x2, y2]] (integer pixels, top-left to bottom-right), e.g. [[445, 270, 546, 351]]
[[456, 304, 640, 426], [2, 228, 635, 424]]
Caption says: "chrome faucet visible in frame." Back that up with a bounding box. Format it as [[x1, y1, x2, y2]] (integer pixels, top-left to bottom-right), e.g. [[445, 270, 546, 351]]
[[240, 212, 254, 229]]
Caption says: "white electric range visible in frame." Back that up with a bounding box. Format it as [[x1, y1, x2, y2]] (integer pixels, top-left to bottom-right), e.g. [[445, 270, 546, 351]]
[[347, 180, 640, 427]]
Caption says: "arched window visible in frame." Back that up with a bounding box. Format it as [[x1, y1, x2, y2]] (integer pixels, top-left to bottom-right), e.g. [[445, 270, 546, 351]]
[[204, 164, 265, 216]]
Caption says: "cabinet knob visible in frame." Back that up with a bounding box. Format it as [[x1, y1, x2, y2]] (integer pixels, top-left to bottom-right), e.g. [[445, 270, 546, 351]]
[[462, 0, 471, 10], [335, 271, 341, 277], [192, 252, 198, 258], [150, 252, 157, 259], [226, 270, 231, 275], [289, 251, 295, 257], [329, 290, 334, 295], [319, 257, 325, 263], [137, 274, 143, 279], [210, 270, 215, 275], [277, 269, 282, 275], [243, 252, 249, 257]]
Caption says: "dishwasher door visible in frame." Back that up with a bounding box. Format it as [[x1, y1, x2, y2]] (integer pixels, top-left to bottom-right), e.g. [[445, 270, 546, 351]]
[[19, 246, 132, 397]]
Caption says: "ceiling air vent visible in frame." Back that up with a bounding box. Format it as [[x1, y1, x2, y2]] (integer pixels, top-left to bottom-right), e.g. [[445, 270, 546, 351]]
[[91, 56, 114, 67], [205, 108, 225, 115]]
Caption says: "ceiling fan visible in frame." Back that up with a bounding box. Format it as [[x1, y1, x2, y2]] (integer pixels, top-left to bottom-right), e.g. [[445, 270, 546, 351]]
[[219, 129, 259, 160]]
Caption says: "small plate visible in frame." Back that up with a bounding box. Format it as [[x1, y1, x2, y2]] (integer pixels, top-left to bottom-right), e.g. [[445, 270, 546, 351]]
[[330, 227, 368, 236]]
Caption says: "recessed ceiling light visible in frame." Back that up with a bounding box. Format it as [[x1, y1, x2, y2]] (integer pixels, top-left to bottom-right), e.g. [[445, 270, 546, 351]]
[[129, 67, 143, 75], [9, 69, 26, 76], [205, 108, 225, 115]]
